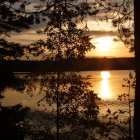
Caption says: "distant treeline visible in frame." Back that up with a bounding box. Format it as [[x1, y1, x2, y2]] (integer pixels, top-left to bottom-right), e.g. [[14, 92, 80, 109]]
[[0, 57, 135, 72]]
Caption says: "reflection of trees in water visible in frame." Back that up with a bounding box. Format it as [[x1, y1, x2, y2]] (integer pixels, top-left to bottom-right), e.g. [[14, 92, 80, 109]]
[[0, 72, 26, 96], [0, 71, 102, 139], [0, 71, 107, 139], [0, 72, 29, 140]]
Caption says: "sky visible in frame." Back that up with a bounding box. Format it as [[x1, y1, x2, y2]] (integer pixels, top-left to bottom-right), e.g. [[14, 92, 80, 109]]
[[7, 0, 134, 58], [77, 13, 134, 58], [9, 20, 134, 58], [85, 20, 134, 57]]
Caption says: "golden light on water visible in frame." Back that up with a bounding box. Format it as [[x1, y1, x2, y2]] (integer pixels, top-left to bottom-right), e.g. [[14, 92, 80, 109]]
[[101, 71, 110, 79], [99, 71, 112, 99], [101, 80, 110, 99]]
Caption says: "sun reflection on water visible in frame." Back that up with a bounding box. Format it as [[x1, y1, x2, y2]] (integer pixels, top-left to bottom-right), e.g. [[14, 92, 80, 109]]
[[99, 71, 112, 99]]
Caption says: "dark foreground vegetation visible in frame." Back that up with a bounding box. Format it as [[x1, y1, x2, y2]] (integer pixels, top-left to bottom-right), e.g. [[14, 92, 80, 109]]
[[0, 57, 135, 72]]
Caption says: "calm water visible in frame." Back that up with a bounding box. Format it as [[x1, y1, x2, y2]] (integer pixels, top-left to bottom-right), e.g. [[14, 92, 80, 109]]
[[81, 70, 134, 100], [2, 70, 134, 110]]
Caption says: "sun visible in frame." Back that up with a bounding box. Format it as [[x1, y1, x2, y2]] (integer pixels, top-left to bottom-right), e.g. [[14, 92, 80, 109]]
[[97, 37, 113, 52], [91, 37, 113, 53]]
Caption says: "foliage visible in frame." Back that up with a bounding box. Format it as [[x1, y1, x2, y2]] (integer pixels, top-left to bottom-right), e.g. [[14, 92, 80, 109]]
[[0, 0, 114, 140], [0, 72, 27, 98], [25, 72, 101, 139], [102, 72, 135, 140], [25, 1, 102, 139], [28, 0, 95, 60], [0, 0, 34, 59]]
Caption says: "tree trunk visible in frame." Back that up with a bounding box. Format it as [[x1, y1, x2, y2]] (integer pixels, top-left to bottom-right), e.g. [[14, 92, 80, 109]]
[[134, 0, 140, 140]]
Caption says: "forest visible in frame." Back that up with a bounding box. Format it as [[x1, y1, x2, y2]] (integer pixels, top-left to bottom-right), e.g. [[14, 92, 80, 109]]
[[0, 57, 135, 72]]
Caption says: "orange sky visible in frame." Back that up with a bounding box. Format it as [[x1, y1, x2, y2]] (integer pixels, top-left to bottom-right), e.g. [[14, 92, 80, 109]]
[[8, 19, 134, 58]]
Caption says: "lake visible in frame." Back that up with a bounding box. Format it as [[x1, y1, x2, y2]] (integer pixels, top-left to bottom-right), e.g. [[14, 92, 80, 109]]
[[1, 70, 134, 139], [1, 70, 134, 110]]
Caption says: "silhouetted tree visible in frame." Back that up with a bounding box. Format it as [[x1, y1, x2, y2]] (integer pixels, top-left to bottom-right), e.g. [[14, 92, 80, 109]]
[[0, 0, 34, 60], [25, 1, 103, 139], [103, 72, 135, 140], [0, 1, 35, 139], [25, 72, 105, 139], [134, 1, 140, 140], [93, 1, 140, 140]]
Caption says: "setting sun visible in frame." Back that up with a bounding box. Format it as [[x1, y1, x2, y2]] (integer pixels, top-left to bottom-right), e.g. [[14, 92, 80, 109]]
[[89, 36, 115, 57], [96, 37, 113, 52]]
